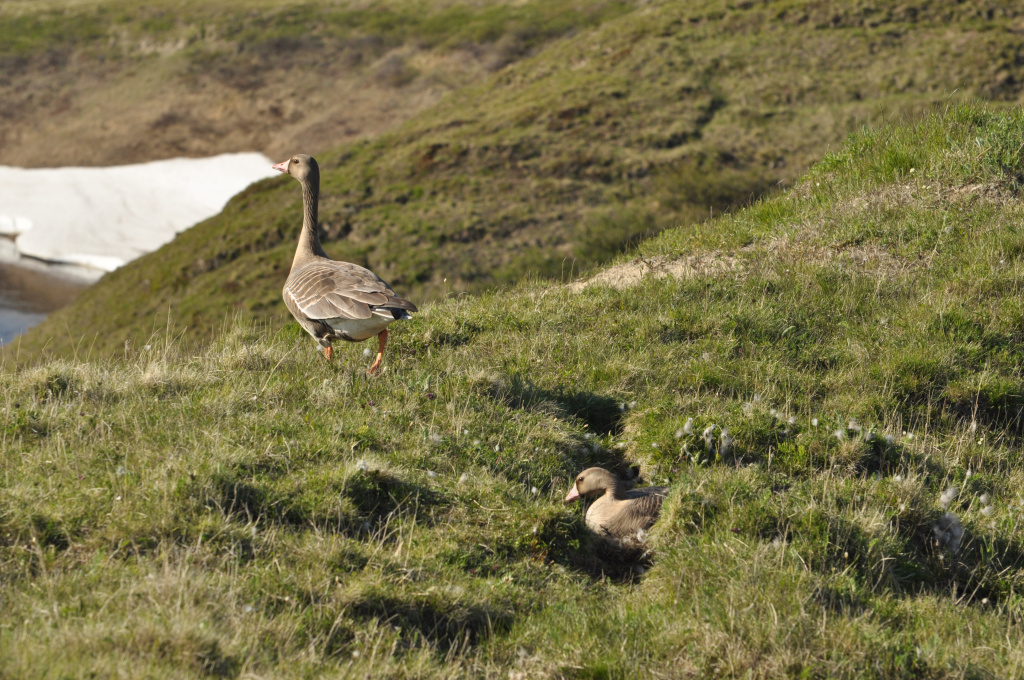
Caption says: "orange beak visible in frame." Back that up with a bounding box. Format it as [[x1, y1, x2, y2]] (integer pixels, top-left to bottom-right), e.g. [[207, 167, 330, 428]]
[[272, 160, 289, 173], [565, 484, 580, 502]]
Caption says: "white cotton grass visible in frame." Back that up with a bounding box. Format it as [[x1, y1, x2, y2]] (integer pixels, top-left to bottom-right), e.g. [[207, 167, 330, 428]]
[[811, 418, 819, 427], [933, 512, 963, 553], [683, 417, 694, 435], [938, 485, 958, 509], [833, 429, 846, 442], [979, 492, 994, 517], [458, 473, 469, 484], [720, 429, 733, 456], [428, 432, 442, 444], [703, 424, 717, 451], [356, 460, 369, 472]]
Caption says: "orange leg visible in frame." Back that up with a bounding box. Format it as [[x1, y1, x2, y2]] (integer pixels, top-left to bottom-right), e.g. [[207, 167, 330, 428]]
[[323, 345, 333, 360], [367, 329, 388, 375]]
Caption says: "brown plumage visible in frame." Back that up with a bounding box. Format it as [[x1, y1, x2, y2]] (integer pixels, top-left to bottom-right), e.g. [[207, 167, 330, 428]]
[[565, 467, 668, 541], [275, 154, 416, 373]]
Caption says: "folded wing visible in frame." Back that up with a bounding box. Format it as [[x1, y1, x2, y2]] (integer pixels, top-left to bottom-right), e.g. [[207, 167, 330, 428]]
[[286, 261, 417, 321]]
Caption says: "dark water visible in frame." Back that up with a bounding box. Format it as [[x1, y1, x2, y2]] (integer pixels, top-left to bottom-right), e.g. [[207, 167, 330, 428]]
[[0, 261, 87, 345]]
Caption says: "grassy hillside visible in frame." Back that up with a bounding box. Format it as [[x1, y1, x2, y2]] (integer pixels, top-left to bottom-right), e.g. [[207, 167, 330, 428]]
[[14, 0, 1024, 361], [5, 103, 1024, 677], [0, 0, 628, 167]]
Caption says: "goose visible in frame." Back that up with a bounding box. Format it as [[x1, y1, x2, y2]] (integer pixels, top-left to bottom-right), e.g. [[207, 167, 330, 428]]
[[274, 154, 417, 373], [565, 467, 668, 541]]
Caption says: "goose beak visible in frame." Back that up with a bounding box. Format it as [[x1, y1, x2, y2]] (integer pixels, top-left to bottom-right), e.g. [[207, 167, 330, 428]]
[[272, 160, 289, 173], [564, 484, 580, 502]]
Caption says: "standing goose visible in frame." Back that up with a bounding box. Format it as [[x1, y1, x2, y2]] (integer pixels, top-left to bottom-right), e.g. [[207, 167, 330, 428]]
[[274, 154, 417, 373], [565, 467, 668, 541]]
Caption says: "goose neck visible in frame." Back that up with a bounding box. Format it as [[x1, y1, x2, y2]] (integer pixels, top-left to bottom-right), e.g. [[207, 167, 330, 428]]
[[294, 176, 326, 262]]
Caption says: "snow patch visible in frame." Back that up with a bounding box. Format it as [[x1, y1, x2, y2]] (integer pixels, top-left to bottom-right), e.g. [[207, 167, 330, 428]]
[[0, 153, 277, 273]]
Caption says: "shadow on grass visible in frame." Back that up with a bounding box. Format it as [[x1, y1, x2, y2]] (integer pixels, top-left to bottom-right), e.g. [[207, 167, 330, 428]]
[[347, 593, 512, 654], [207, 468, 445, 535], [488, 372, 626, 436], [731, 491, 1024, 607]]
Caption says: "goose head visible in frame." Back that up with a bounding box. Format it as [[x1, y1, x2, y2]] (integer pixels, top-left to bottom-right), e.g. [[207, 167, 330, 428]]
[[272, 153, 319, 184], [564, 467, 619, 502]]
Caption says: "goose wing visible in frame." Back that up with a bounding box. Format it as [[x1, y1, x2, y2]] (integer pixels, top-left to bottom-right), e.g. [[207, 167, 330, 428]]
[[285, 260, 417, 321], [604, 487, 668, 537]]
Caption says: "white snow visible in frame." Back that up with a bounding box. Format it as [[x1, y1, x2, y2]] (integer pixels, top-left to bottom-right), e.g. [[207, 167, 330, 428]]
[[0, 153, 278, 276]]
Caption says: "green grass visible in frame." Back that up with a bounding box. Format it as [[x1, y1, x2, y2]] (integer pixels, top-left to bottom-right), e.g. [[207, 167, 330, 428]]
[[5, 103, 1024, 676], [13, 0, 1024, 362]]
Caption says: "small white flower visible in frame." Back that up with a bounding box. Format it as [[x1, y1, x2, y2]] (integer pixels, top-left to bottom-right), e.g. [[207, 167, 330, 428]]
[[531, 486, 538, 495], [788, 416, 797, 426], [893, 475, 902, 482], [811, 418, 819, 427], [884, 434, 895, 446], [428, 433, 442, 444], [619, 403, 626, 412], [363, 347, 373, 358], [356, 460, 368, 471], [683, 417, 694, 435], [833, 429, 845, 441], [675, 429, 685, 439], [473, 439, 481, 446], [116, 465, 127, 476], [848, 420, 861, 432], [244, 604, 254, 613], [981, 506, 994, 517], [966, 469, 972, 479], [495, 444, 501, 452], [969, 420, 977, 433], [629, 401, 637, 409], [426, 470, 437, 478], [703, 425, 716, 438], [458, 473, 469, 484], [352, 650, 361, 659], [114, 496, 122, 501], [899, 503, 906, 511], [144, 344, 152, 351], [651, 442, 659, 449], [980, 493, 991, 506]]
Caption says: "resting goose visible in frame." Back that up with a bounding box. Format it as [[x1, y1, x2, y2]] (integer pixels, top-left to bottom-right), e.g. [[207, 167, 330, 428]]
[[565, 467, 668, 540], [274, 154, 416, 373]]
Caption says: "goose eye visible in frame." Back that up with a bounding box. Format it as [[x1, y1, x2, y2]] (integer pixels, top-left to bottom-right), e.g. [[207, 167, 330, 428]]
[[577, 476, 583, 483]]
